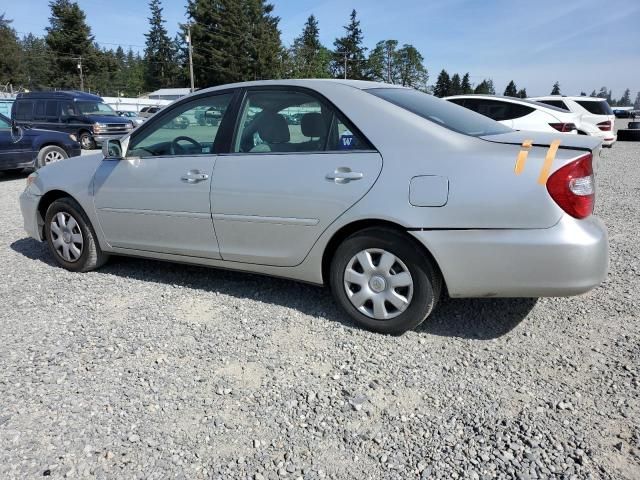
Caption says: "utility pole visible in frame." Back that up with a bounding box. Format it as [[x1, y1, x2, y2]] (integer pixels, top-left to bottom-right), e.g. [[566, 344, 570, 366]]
[[77, 57, 84, 91], [187, 24, 195, 93]]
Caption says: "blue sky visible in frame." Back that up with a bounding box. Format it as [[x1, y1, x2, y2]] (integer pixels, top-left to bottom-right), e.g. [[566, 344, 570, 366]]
[[4, 0, 640, 97]]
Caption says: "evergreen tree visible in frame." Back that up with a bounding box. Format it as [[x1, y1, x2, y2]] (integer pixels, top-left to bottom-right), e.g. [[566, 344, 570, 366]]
[[289, 15, 330, 78], [580, 91, 587, 96], [607, 89, 612, 103], [433, 69, 450, 97], [45, 0, 95, 89], [449, 73, 461, 96], [245, 0, 284, 80], [550, 81, 561, 95], [516, 88, 527, 98], [0, 14, 23, 87], [597, 86, 608, 98], [18, 34, 51, 89], [504, 80, 518, 97], [332, 10, 367, 80], [460, 73, 472, 94], [590, 89, 597, 97], [143, 0, 178, 91], [474, 78, 494, 94], [634, 92, 640, 110], [486, 79, 495, 94], [618, 88, 631, 107]]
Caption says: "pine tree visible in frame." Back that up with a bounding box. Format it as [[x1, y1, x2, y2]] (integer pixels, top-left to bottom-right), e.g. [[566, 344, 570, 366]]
[[550, 81, 561, 95], [449, 73, 461, 96], [597, 87, 608, 98], [144, 0, 178, 91], [504, 80, 518, 97], [590, 90, 597, 97], [332, 10, 368, 80], [0, 13, 22, 87], [516, 88, 527, 99], [460, 73, 472, 94], [432, 70, 450, 97], [474, 79, 494, 95], [580, 91, 587, 96], [45, 0, 95, 89], [634, 92, 640, 110], [290, 15, 330, 79], [245, 0, 284, 80], [18, 34, 51, 89], [619, 88, 631, 107]]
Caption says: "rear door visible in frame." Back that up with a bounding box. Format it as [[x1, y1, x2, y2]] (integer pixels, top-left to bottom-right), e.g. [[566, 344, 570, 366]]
[[210, 87, 383, 267]]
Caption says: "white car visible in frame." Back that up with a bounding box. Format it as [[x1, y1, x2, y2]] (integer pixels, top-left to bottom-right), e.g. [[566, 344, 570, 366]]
[[444, 95, 580, 135], [531, 96, 616, 147]]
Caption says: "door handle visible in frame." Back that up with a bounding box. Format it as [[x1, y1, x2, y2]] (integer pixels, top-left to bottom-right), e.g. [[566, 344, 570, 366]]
[[326, 168, 364, 184], [181, 170, 209, 184]]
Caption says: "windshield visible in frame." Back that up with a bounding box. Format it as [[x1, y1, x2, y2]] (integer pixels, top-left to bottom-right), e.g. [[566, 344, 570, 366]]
[[367, 88, 512, 137], [76, 101, 117, 116]]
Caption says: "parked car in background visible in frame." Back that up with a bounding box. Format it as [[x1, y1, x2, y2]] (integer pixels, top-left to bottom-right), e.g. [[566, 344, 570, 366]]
[[138, 106, 162, 118], [531, 96, 616, 147], [11, 91, 134, 150], [444, 95, 580, 135], [117, 111, 146, 127], [194, 106, 222, 126], [20, 80, 608, 335], [613, 109, 636, 119], [0, 113, 80, 173]]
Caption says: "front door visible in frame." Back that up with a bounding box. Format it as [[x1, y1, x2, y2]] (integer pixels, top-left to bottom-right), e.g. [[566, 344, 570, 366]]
[[93, 92, 235, 258], [0, 115, 32, 168], [211, 88, 383, 267]]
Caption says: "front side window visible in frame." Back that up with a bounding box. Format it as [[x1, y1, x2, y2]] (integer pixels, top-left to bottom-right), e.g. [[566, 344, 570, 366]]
[[368, 88, 511, 137], [127, 93, 233, 158], [233, 89, 372, 153]]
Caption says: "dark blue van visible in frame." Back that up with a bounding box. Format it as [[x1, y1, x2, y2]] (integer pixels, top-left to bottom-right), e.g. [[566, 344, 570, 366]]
[[12, 91, 133, 150]]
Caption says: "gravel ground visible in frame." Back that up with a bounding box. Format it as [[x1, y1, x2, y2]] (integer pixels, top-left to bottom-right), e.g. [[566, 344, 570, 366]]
[[0, 140, 638, 480]]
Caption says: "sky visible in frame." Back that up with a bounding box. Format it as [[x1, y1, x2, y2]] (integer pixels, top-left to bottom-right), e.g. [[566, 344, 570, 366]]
[[4, 0, 640, 98]]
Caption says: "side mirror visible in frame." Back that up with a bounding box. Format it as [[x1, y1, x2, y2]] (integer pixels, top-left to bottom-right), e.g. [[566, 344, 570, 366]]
[[10, 120, 23, 143], [102, 139, 124, 159]]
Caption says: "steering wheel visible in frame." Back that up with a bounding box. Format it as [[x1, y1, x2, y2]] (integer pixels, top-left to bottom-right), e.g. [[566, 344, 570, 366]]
[[171, 136, 202, 155]]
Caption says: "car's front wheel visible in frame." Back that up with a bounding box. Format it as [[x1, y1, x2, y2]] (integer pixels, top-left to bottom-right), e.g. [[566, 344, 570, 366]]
[[44, 197, 108, 272], [79, 131, 96, 150], [330, 228, 442, 335], [37, 145, 68, 168]]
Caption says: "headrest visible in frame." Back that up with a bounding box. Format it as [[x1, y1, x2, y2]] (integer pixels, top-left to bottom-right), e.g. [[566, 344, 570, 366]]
[[301, 112, 326, 138], [257, 112, 290, 144]]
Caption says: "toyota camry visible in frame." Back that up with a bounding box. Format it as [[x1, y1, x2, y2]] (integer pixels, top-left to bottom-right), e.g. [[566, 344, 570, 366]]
[[19, 80, 609, 334]]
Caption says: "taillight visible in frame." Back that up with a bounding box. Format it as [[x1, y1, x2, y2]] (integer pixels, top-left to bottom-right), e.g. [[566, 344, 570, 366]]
[[546, 153, 594, 219], [549, 123, 577, 133], [597, 120, 612, 131]]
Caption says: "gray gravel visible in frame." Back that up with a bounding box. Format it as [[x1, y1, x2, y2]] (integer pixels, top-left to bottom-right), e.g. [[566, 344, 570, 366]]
[[0, 141, 639, 479]]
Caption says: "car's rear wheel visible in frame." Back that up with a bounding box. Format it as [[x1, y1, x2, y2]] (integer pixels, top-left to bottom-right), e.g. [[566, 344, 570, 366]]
[[37, 145, 68, 168], [44, 197, 108, 272], [79, 131, 96, 150], [330, 228, 442, 335]]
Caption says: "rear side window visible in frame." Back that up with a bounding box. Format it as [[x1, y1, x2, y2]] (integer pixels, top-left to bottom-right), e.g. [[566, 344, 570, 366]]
[[459, 99, 533, 121], [576, 100, 613, 115], [539, 100, 570, 111], [46, 101, 59, 117], [368, 88, 511, 137], [14, 100, 34, 121]]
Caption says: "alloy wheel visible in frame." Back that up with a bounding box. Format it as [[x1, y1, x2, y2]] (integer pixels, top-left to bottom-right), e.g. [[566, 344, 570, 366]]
[[44, 150, 65, 164], [343, 248, 414, 320], [50, 211, 84, 262]]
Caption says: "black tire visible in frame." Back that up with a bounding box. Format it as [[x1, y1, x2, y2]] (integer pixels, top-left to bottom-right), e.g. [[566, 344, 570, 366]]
[[44, 197, 109, 272], [628, 121, 640, 129], [79, 131, 96, 150], [330, 227, 442, 335], [36, 145, 68, 169]]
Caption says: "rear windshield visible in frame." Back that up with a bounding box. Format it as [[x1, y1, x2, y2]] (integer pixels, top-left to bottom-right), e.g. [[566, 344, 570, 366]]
[[367, 88, 511, 137], [575, 100, 613, 115]]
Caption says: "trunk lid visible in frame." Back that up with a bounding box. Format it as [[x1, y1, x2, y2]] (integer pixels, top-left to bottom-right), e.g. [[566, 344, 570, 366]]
[[479, 130, 601, 151]]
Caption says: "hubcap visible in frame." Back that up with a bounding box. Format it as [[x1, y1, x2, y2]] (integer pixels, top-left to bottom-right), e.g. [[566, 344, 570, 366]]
[[50, 212, 84, 262], [44, 150, 64, 164], [344, 248, 414, 320]]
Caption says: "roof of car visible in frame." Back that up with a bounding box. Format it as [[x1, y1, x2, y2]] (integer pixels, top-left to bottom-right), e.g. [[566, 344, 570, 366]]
[[15, 90, 104, 101], [444, 94, 571, 113], [531, 95, 608, 102], [197, 79, 406, 95]]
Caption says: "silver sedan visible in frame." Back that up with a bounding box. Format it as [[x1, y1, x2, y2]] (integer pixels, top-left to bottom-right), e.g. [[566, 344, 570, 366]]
[[19, 80, 608, 334]]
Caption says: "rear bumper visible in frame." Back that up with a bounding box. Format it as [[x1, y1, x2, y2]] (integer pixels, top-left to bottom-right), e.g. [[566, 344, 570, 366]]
[[411, 215, 608, 298]]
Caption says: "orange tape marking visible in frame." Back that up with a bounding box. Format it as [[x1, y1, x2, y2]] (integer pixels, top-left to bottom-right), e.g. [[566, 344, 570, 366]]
[[514, 139, 533, 175], [537, 139, 561, 185]]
